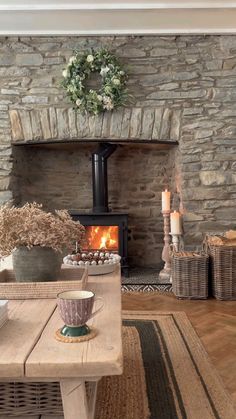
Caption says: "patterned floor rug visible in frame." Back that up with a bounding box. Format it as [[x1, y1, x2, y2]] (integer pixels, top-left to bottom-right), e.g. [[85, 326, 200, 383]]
[[96, 311, 236, 419], [36, 312, 235, 419]]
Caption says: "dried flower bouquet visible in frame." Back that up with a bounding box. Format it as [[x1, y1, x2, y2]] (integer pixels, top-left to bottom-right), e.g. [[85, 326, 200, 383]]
[[0, 202, 85, 257]]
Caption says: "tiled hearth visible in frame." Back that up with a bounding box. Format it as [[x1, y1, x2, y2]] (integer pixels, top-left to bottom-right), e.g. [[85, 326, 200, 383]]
[[1, 35, 236, 283]]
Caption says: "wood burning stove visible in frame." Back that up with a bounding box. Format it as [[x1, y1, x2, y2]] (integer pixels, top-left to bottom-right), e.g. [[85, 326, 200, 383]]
[[70, 211, 129, 275], [70, 142, 129, 275]]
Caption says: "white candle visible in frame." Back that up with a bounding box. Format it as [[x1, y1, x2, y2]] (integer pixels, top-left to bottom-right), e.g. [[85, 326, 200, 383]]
[[170, 211, 181, 234], [162, 189, 171, 211]]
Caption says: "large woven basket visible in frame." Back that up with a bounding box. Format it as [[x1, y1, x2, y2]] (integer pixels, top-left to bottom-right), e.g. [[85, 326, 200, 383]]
[[0, 381, 93, 416], [171, 251, 209, 299], [0, 382, 62, 416], [207, 244, 236, 300]]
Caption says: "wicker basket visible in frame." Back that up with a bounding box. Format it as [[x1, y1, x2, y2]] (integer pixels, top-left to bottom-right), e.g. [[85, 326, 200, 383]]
[[0, 381, 93, 416], [171, 251, 209, 299], [207, 244, 236, 300], [0, 382, 62, 416], [0, 265, 87, 299]]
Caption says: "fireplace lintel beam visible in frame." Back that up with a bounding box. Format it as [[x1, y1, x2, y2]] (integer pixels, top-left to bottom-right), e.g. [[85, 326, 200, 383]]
[[12, 139, 178, 148]]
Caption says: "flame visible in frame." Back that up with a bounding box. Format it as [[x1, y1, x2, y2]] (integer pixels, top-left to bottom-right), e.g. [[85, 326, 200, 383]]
[[83, 226, 119, 250]]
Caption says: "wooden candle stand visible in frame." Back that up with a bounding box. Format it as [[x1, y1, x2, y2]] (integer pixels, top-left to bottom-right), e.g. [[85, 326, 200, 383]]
[[158, 210, 171, 283]]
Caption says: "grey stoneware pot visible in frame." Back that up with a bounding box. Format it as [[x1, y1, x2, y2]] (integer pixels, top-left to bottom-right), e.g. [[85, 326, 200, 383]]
[[12, 246, 63, 282]]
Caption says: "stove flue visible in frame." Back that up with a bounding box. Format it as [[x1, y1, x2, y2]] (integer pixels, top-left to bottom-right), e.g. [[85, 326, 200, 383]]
[[92, 142, 117, 213]]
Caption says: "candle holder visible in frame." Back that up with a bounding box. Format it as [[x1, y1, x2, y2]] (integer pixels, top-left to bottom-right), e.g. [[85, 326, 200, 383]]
[[170, 233, 181, 252], [158, 210, 171, 283]]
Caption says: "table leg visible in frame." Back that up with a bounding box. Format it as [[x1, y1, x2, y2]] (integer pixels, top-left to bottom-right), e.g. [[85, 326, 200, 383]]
[[60, 378, 100, 419], [86, 381, 99, 419]]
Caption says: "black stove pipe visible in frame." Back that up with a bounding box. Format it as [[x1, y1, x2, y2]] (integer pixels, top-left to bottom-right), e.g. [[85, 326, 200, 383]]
[[92, 142, 117, 213]]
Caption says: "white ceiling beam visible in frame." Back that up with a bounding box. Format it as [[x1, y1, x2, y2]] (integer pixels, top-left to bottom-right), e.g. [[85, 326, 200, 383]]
[[0, 2, 236, 35]]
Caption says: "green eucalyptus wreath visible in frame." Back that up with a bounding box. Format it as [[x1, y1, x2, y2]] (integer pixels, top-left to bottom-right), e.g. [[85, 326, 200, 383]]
[[62, 48, 128, 115]]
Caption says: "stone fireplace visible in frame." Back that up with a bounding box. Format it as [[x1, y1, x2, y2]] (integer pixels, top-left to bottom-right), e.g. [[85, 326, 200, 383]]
[[1, 35, 236, 275], [12, 137, 176, 271]]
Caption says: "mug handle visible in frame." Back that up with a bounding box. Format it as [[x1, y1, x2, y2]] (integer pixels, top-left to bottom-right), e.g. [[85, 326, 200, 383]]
[[89, 297, 104, 320]]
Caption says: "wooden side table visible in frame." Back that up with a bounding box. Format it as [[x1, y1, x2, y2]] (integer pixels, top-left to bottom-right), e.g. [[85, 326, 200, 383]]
[[0, 266, 122, 419]]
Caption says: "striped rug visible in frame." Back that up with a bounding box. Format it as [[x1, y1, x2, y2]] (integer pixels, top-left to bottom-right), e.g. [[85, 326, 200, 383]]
[[96, 311, 236, 419]]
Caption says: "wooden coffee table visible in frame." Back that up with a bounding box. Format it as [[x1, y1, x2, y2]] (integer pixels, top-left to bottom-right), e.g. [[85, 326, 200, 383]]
[[0, 265, 123, 419]]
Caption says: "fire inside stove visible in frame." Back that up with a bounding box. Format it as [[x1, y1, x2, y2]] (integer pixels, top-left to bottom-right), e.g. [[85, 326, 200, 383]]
[[83, 225, 119, 251]]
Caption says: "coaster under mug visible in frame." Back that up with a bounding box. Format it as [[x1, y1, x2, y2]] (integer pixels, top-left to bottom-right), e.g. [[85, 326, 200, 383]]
[[55, 325, 97, 343]]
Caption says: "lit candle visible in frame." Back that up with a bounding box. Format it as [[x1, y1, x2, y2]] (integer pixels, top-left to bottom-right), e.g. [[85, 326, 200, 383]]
[[170, 211, 181, 234], [162, 189, 171, 212]]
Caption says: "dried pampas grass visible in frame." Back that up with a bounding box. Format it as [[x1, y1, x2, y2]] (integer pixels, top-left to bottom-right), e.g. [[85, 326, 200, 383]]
[[0, 202, 85, 257]]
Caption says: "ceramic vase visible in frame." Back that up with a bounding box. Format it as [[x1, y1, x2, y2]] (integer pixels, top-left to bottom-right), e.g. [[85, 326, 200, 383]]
[[12, 246, 62, 282]]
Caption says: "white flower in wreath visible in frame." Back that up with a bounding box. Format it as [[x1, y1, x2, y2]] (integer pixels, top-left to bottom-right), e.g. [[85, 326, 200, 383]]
[[86, 55, 94, 63], [103, 96, 114, 110], [69, 56, 76, 65], [102, 95, 110, 103], [62, 69, 69, 78], [119, 70, 125, 76], [97, 95, 103, 102], [76, 99, 82, 107], [112, 78, 120, 86], [100, 66, 110, 77], [104, 101, 114, 111]]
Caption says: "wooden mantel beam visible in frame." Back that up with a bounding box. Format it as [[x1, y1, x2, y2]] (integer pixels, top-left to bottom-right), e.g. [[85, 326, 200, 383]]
[[1, 1, 236, 35]]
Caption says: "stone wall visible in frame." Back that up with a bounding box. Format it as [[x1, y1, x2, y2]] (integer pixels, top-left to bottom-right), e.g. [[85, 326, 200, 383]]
[[1, 35, 236, 266]]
